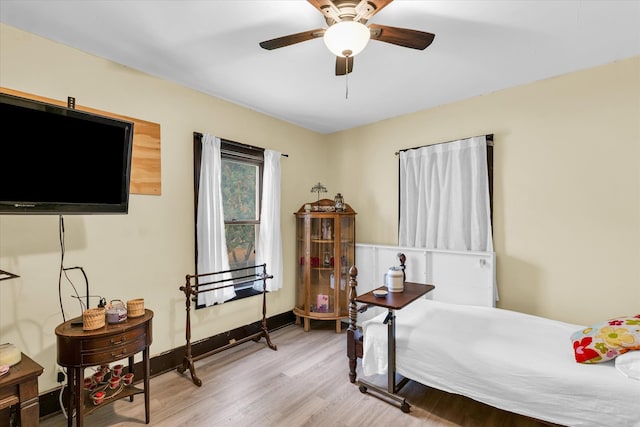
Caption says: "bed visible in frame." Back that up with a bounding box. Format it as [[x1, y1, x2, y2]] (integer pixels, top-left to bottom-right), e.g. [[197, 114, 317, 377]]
[[346, 266, 640, 427]]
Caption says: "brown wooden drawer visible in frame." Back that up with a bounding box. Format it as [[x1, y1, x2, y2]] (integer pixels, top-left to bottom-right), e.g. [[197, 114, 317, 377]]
[[81, 327, 145, 351], [80, 335, 147, 365], [0, 386, 19, 410]]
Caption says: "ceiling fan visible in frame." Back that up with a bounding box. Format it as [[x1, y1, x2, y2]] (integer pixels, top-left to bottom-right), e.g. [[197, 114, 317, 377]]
[[259, 0, 435, 76]]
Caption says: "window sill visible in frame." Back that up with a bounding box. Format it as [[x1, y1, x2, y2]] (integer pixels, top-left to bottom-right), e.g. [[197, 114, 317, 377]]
[[228, 287, 262, 302]]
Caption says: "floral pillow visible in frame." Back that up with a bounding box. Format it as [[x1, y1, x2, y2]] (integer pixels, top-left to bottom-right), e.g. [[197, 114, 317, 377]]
[[571, 314, 640, 364]]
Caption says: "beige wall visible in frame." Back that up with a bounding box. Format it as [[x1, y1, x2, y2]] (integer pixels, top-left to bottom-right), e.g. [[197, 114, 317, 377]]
[[330, 55, 640, 324], [1, 23, 638, 393], [0, 24, 329, 392]]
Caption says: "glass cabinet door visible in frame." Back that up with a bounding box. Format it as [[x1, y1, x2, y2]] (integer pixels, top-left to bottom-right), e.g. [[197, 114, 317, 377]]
[[308, 216, 334, 313], [337, 215, 355, 317], [295, 216, 307, 313]]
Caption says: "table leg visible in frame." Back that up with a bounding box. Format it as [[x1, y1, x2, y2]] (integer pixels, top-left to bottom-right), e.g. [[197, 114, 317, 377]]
[[124, 356, 133, 402], [74, 367, 83, 427], [65, 368, 74, 427], [144, 347, 150, 424], [387, 309, 396, 393], [16, 377, 40, 427], [356, 308, 410, 412]]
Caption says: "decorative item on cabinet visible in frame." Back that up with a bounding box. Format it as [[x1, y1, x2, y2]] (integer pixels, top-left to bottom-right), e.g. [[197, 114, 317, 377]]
[[126, 298, 145, 318], [310, 182, 328, 210], [334, 193, 345, 211], [294, 198, 356, 333]]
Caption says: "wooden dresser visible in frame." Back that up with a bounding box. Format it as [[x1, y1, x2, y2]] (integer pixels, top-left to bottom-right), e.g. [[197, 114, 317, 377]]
[[55, 309, 153, 427], [0, 353, 44, 427]]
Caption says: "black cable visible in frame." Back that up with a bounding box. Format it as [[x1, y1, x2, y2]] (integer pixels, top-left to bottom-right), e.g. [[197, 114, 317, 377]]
[[58, 215, 91, 322], [58, 215, 66, 322], [63, 266, 89, 312]]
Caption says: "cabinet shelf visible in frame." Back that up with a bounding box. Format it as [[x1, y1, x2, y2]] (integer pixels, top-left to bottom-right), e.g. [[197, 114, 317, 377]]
[[295, 199, 356, 333]]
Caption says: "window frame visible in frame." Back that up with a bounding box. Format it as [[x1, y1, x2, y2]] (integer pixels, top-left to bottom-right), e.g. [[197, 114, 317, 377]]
[[193, 133, 264, 300]]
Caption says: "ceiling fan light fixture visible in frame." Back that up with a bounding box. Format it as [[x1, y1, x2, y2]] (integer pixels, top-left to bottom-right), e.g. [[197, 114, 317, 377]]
[[323, 21, 370, 57]]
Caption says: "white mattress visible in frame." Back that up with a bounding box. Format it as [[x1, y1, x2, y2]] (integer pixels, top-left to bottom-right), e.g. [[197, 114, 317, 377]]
[[362, 298, 640, 427]]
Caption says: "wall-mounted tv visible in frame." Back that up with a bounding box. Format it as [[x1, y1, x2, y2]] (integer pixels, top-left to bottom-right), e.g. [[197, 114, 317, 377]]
[[0, 93, 134, 214]]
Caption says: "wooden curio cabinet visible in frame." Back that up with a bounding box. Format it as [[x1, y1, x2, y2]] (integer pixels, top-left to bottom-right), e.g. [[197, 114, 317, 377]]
[[294, 199, 356, 333]]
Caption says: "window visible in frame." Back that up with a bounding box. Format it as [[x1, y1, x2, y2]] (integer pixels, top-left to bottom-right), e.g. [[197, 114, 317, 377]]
[[220, 142, 264, 292], [398, 135, 494, 250], [193, 134, 264, 298]]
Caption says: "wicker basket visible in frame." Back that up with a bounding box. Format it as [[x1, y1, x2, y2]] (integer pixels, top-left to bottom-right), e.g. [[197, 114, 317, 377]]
[[127, 298, 145, 318], [82, 307, 106, 330]]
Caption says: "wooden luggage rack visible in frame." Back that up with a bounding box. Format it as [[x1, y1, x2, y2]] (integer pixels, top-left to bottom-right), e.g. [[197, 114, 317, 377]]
[[178, 263, 277, 386]]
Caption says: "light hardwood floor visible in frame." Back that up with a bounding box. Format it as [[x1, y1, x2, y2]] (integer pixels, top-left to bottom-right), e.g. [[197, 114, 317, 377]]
[[40, 321, 555, 427]]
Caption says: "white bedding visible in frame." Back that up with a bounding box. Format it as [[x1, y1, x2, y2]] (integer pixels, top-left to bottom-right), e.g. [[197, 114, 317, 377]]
[[362, 298, 640, 427]]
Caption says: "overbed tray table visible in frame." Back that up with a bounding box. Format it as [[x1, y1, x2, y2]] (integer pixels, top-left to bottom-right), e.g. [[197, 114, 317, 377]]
[[355, 282, 435, 412]]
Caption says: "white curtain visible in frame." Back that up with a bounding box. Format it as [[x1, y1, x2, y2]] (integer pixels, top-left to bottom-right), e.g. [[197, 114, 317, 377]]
[[399, 136, 493, 252], [197, 134, 235, 305], [254, 149, 283, 292]]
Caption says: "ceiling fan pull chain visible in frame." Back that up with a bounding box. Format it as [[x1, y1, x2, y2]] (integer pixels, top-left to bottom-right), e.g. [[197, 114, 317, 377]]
[[344, 53, 350, 99], [345, 69, 349, 99]]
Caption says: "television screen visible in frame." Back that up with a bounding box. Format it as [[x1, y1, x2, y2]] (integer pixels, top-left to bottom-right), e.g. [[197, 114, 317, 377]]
[[0, 93, 134, 214]]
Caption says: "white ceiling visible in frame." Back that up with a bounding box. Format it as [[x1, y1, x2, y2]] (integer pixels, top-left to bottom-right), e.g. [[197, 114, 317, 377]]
[[1, 0, 639, 134]]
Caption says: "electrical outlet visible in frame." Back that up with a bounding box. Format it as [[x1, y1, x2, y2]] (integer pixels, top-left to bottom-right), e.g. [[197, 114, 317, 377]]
[[56, 365, 66, 383]]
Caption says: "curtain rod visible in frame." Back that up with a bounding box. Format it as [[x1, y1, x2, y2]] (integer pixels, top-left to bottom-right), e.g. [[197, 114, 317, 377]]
[[193, 132, 288, 157], [395, 133, 494, 155]]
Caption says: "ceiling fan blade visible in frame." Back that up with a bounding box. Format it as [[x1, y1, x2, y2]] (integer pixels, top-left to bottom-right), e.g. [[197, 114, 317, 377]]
[[259, 28, 325, 50], [335, 56, 354, 76], [369, 23, 435, 50]]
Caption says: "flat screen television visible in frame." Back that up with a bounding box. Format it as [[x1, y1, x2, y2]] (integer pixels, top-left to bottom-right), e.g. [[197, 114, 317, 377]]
[[0, 93, 134, 214]]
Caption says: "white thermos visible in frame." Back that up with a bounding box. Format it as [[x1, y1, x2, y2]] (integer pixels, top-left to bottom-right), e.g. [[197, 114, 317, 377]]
[[385, 266, 404, 292]]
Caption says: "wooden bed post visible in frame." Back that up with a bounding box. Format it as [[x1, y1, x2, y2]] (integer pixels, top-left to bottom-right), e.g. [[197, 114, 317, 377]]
[[347, 255, 406, 384], [347, 265, 360, 383], [398, 253, 406, 282]]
